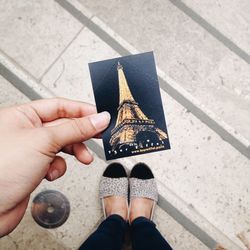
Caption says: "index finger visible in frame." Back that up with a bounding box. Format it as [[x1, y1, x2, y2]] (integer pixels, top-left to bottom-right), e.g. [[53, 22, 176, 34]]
[[24, 98, 97, 122]]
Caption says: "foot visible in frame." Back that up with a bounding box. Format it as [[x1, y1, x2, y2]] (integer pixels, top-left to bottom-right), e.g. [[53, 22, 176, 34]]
[[104, 196, 128, 220], [129, 163, 158, 223], [100, 163, 129, 221], [129, 197, 154, 222]]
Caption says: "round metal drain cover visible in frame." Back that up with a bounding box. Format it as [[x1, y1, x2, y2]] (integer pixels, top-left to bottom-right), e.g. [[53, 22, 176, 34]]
[[31, 190, 70, 229]]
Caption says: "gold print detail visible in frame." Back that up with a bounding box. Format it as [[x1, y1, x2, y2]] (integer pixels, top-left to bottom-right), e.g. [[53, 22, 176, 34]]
[[110, 62, 167, 152]]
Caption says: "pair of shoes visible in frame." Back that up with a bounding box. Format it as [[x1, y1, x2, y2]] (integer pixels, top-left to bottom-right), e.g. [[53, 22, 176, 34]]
[[99, 162, 158, 222]]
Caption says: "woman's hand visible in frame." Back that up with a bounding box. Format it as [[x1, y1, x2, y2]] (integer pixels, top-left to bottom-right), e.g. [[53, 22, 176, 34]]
[[0, 98, 110, 236]]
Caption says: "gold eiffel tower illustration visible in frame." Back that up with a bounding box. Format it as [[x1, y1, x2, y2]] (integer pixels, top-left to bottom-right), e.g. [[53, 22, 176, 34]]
[[109, 62, 167, 153]]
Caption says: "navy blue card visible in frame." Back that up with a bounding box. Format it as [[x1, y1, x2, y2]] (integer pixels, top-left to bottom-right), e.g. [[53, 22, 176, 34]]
[[89, 52, 170, 160]]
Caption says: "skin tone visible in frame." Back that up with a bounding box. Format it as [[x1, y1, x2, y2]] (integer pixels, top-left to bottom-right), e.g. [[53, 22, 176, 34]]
[[104, 196, 154, 222], [0, 98, 110, 237], [129, 198, 154, 222], [0, 97, 153, 237]]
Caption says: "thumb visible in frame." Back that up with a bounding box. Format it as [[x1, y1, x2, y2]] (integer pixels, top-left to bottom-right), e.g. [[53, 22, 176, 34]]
[[46, 111, 110, 148]]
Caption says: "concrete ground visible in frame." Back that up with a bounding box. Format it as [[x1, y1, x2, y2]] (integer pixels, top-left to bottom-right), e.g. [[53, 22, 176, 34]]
[[0, 0, 250, 249]]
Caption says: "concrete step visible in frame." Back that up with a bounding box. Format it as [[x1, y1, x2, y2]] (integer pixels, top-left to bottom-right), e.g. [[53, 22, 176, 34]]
[[0, 0, 82, 79], [181, 0, 250, 54], [0, 75, 29, 106]]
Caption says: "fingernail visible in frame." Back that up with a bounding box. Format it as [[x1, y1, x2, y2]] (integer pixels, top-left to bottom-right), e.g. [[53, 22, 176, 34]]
[[50, 169, 59, 180], [89, 111, 111, 130]]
